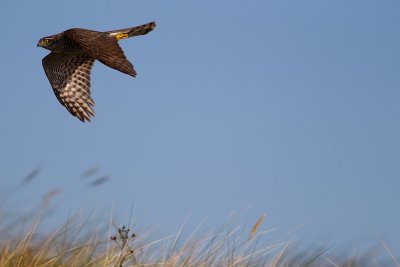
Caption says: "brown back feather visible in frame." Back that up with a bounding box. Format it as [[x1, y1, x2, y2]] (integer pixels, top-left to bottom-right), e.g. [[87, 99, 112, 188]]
[[64, 29, 137, 77]]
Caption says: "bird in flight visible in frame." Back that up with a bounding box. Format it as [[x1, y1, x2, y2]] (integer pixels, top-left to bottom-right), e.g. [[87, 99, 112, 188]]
[[38, 22, 156, 122]]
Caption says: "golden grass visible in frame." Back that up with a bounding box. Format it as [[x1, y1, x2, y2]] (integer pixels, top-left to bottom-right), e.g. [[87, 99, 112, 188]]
[[0, 214, 279, 267], [0, 170, 398, 266], [0, 210, 398, 267]]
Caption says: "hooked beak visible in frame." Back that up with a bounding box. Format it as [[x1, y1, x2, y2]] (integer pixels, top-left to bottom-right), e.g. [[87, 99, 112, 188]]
[[37, 39, 45, 47]]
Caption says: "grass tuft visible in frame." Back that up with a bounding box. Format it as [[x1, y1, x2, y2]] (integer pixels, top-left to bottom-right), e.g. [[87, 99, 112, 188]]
[[0, 170, 398, 266]]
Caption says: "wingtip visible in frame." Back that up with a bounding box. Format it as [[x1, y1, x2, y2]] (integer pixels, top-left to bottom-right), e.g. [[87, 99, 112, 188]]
[[82, 112, 91, 122], [70, 106, 94, 123], [77, 115, 91, 123], [129, 68, 137, 77], [76, 113, 85, 122]]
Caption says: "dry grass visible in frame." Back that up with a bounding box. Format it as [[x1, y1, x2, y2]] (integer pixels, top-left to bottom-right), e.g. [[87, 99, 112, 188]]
[[0, 211, 398, 267], [0, 212, 280, 267], [0, 170, 398, 267]]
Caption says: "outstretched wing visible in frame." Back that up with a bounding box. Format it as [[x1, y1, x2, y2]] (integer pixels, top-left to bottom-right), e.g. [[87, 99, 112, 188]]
[[107, 21, 156, 39], [64, 29, 136, 77], [42, 51, 96, 122]]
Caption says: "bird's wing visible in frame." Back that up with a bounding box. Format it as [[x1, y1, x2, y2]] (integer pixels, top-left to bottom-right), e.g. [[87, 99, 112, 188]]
[[64, 29, 136, 77], [42, 51, 96, 122], [107, 21, 156, 39]]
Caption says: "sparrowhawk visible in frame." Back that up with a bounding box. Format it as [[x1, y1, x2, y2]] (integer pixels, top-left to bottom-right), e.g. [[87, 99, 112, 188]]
[[37, 22, 156, 122]]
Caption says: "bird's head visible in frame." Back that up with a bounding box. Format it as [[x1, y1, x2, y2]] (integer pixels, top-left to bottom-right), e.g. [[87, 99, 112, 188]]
[[37, 35, 59, 51]]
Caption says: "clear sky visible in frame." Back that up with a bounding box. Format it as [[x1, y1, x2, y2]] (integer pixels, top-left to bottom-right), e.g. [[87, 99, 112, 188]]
[[1, 0, 399, 250]]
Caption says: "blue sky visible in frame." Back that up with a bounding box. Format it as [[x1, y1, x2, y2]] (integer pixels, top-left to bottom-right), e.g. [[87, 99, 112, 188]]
[[1, 0, 399, 249]]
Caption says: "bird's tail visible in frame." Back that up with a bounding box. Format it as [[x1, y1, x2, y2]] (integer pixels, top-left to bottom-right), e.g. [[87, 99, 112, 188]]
[[108, 21, 156, 40]]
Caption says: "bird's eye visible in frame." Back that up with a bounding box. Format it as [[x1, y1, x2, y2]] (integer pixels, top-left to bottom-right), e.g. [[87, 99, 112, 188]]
[[43, 39, 50, 44]]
